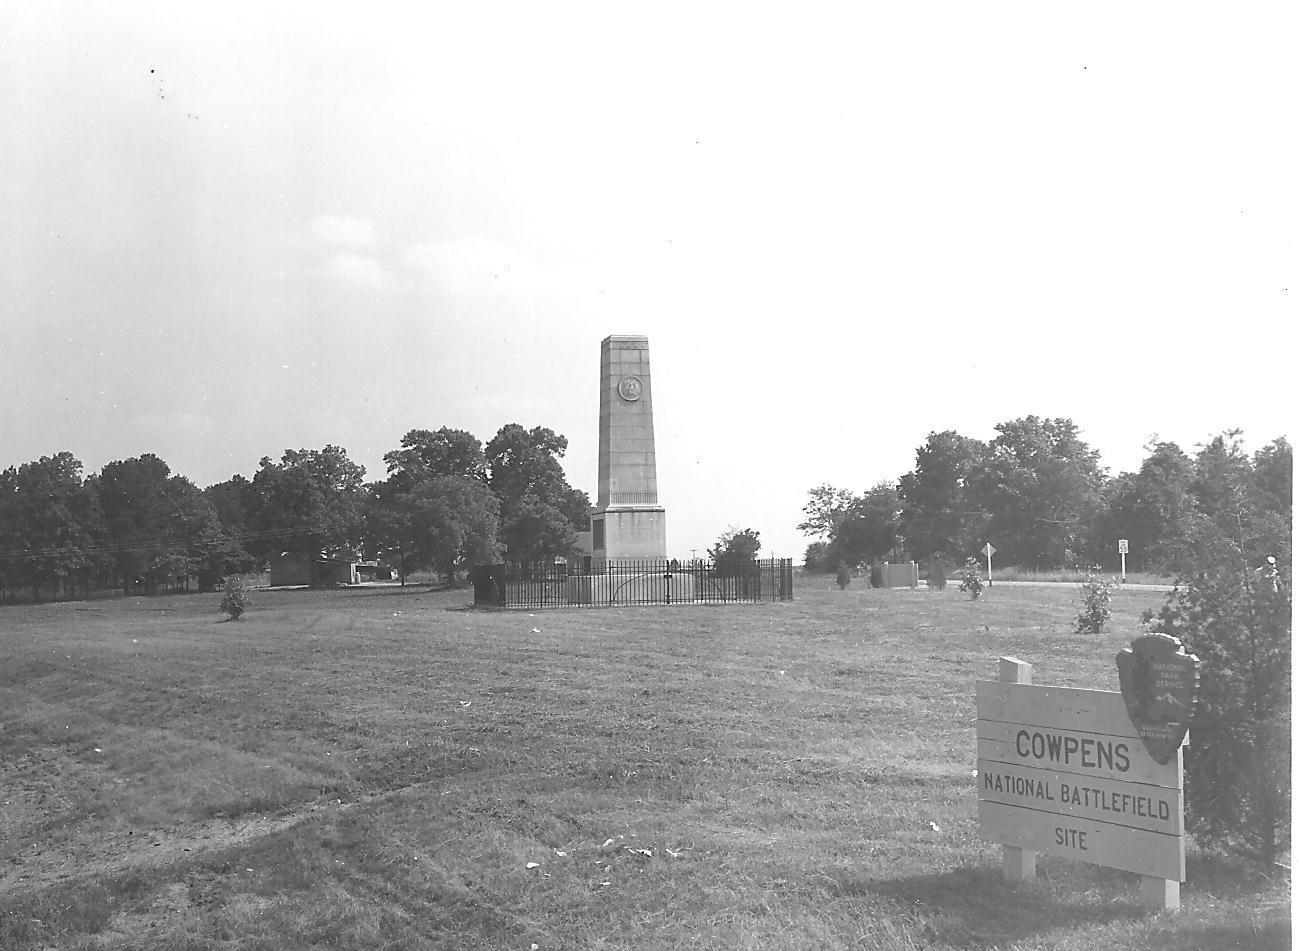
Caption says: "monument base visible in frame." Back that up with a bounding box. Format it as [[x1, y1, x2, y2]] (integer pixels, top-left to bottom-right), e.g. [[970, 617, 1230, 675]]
[[590, 506, 667, 567]]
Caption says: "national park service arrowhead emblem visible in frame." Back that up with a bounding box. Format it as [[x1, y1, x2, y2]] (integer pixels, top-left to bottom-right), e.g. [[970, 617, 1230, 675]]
[[1115, 633, 1199, 765]]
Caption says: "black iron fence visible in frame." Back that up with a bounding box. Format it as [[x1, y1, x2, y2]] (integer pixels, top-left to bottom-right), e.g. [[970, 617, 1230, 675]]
[[470, 558, 795, 608]]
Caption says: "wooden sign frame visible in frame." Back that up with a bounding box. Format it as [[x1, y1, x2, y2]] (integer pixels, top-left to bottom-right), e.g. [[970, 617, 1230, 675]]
[[976, 657, 1185, 912]]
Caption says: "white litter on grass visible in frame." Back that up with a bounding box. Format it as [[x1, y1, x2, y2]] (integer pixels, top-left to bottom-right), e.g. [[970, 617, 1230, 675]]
[[601, 838, 615, 848], [626, 848, 653, 857], [554, 850, 567, 857], [928, 821, 941, 832], [599, 881, 611, 886], [93, 748, 102, 753], [530, 628, 541, 633], [460, 701, 472, 707], [779, 670, 786, 676], [665, 848, 682, 858], [526, 862, 540, 869]]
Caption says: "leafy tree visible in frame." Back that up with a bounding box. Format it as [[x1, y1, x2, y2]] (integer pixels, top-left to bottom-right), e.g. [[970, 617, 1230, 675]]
[[897, 431, 987, 563], [797, 484, 861, 540], [486, 424, 590, 560], [383, 428, 488, 493], [827, 482, 900, 568], [95, 455, 238, 593], [168, 477, 243, 591], [1190, 431, 1253, 523], [363, 479, 418, 582], [1, 454, 100, 600], [1095, 440, 1196, 574], [710, 526, 762, 578], [1146, 484, 1290, 868], [970, 416, 1104, 569], [0, 466, 18, 600], [367, 471, 505, 582], [95, 454, 181, 592], [1249, 437, 1291, 521], [802, 540, 832, 573], [203, 474, 258, 567], [499, 498, 575, 564], [245, 446, 366, 560]]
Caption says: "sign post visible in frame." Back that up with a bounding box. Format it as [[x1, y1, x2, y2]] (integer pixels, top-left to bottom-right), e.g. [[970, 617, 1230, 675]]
[[1118, 538, 1129, 583], [982, 543, 996, 587], [976, 653, 1190, 912]]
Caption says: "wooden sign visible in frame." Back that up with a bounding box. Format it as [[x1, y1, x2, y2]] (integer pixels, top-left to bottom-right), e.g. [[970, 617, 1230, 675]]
[[977, 657, 1186, 911]]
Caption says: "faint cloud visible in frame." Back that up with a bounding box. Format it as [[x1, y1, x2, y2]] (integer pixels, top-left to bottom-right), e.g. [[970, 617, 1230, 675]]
[[307, 215, 378, 247], [325, 251, 390, 289], [404, 236, 556, 299]]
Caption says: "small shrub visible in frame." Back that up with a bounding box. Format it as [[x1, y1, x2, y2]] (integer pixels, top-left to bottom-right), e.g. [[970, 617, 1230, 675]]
[[957, 558, 985, 600], [927, 555, 948, 591], [835, 564, 852, 590], [1074, 566, 1115, 634], [220, 576, 251, 620]]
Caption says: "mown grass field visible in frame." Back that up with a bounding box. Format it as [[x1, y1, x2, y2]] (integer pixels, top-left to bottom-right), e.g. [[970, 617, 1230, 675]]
[[0, 576, 1288, 949]]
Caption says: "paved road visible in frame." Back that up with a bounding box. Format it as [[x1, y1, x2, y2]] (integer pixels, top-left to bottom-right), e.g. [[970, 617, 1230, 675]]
[[992, 580, 1176, 593]]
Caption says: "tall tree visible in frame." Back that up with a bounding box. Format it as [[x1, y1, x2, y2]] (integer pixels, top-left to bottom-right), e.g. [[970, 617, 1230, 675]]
[[797, 484, 861, 541], [3, 454, 100, 600], [1098, 440, 1196, 573], [486, 424, 590, 560], [245, 446, 366, 559], [366, 475, 501, 583], [383, 428, 488, 493], [1250, 437, 1292, 522], [897, 431, 987, 562], [203, 474, 257, 571], [1146, 445, 1291, 868], [96, 454, 179, 592], [1191, 431, 1253, 523], [828, 482, 901, 568], [970, 416, 1105, 569]]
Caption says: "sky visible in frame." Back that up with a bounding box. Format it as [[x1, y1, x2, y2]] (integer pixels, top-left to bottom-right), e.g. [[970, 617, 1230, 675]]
[[1, 2, 1294, 561]]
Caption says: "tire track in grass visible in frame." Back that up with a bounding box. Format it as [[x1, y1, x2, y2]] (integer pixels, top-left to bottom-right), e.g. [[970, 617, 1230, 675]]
[[0, 764, 552, 902]]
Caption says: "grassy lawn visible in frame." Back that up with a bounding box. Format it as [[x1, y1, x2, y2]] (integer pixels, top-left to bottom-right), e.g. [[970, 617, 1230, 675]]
[[0, 576, 1288, 949]]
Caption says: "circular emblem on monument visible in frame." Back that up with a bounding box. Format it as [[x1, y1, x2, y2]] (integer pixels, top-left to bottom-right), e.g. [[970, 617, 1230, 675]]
[[617, 375, 643, 402]]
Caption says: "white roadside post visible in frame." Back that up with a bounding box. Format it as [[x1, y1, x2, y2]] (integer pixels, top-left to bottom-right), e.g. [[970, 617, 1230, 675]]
[[1118, 539, 1129, 583], [983, 543, 996, 588]]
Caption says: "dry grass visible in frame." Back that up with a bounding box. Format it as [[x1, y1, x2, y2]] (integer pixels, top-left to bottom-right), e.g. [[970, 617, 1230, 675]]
[[0, 579, 1288, 949]]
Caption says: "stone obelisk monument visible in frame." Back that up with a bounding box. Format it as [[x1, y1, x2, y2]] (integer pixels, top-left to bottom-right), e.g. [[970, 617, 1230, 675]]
[[590, 335, 667, 567]]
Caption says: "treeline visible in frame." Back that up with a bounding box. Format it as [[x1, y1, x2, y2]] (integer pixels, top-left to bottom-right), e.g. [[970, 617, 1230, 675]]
[[0, 424, 589, 603], [802, 416, 1292, 576]]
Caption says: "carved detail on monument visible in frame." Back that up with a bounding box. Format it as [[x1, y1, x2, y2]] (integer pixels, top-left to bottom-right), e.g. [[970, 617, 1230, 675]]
[[617, 376, 643, 402]]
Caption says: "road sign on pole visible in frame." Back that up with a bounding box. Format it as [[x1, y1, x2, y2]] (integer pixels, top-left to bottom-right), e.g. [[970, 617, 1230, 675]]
[[1118, 539, 1129, 583], [983, 543, 996, 587]]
